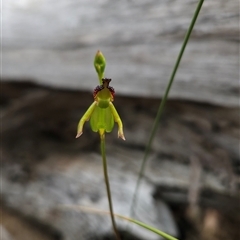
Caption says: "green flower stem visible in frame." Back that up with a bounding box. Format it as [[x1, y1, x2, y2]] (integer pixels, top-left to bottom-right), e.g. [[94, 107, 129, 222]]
[[97, 69, 104, 84], [100, 133, 121, 240], [130, 0, 205, 218]]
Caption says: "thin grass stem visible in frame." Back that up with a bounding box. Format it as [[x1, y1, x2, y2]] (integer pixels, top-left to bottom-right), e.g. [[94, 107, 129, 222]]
[[60, 205, 179, 240], [129, 0, 205, 218], [100, 133, 121, 240], [117, 215, 178, 240]]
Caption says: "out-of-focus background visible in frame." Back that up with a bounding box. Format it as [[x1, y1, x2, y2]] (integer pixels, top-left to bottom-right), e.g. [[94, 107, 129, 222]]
[[1, 0, 239, 240]]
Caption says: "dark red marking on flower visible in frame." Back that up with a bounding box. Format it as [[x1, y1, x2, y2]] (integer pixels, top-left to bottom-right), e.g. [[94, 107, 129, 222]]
[[93, 78, 115, 99], [102, 78, 111, 88], [108, 86, 115, 97], [93, 85, 103, 98], [102, 78, 115, 98]]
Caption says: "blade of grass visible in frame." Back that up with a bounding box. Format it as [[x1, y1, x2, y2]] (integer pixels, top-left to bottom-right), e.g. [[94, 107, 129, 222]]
[[60, 205, 179, 240], [100, 132, 121, 240], [130, 0, 205, 218]]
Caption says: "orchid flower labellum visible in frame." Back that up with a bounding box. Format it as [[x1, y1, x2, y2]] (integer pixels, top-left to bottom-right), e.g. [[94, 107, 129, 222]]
[[76, 78, 125, 140]]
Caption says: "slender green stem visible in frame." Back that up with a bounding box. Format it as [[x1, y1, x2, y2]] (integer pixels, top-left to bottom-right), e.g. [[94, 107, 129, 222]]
[[130, 0, 205, 218], [98, 71, 104, 84], [100, 133, 121, 240]]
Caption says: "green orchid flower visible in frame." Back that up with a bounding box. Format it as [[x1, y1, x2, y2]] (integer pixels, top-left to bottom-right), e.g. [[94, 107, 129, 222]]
[[76, 51, 124, 239], [76, 78, 125, 140]]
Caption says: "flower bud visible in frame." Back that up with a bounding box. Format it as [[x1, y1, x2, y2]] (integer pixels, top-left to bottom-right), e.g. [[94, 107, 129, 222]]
[[94, 50, 106, 83]]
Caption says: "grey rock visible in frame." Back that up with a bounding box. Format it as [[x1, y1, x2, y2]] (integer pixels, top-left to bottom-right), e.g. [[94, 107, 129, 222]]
[[0, 225, 15, 240], [2, 82, 240, 239], [2, 0, 239, 107], [1, 153, 178, 240]]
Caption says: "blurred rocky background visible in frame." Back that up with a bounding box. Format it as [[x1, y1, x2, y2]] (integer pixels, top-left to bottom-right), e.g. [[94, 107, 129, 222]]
[[1, 0, 239, 240]]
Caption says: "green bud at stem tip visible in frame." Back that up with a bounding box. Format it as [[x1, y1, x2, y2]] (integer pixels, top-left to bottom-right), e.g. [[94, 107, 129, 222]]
[[94, 50, 106, 83]]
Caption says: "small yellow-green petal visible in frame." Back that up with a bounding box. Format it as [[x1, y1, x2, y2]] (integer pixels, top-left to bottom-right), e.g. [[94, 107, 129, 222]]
[[76, 101, 97, 138], [109, 102, 125, 140]]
